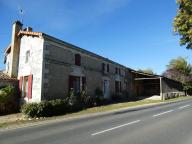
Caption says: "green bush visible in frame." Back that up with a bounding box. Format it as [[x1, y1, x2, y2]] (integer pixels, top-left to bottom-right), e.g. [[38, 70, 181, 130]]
[[0, 86, 19, 115], [21, 103, 39, 118], [22, 90, 105, 118], [21, 99, 70, 118], [94, 88, 104, 105], [0, 86, 16, 103]]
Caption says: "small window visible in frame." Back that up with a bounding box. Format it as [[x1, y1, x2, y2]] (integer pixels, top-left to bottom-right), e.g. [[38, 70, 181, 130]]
[[119, 68, 121, 75], [102, 63, 105, 72], [115, 68, 118, 74], [107, 64, 109, 72], [75, 54, 81, 66], [25, 50, 30, 63]]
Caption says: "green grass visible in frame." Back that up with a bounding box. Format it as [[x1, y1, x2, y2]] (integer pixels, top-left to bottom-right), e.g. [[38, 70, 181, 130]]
[[0, 96, 191, 129]]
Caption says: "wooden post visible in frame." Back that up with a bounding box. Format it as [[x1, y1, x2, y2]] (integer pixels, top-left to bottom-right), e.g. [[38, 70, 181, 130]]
[[160, 77, 163, 100]]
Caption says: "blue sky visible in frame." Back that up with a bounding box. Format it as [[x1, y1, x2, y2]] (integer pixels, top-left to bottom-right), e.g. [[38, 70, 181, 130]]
[[0, 0, 191, 74]]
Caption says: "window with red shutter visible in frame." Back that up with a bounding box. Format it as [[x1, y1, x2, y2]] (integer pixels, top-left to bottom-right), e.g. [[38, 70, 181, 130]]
[[75, 54, 81, 66]]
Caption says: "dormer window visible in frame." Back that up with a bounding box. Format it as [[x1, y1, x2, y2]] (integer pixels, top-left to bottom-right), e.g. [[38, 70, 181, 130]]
[[75, 54, 81, 66], [25, 50, 30, 63]]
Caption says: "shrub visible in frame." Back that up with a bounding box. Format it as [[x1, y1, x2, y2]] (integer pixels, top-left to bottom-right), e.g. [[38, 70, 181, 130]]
[[21, 103, 39, 118], [94, 88, 104, 105], [0, 86, 16, 103], [0, 86, 19, 115], [49, 99, 69, 115], [21, 99, 70, 118]]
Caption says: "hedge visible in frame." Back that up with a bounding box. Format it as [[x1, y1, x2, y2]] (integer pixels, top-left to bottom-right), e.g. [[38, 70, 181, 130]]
[[21, 99, 69, 118], [21, 90, 105, 118]]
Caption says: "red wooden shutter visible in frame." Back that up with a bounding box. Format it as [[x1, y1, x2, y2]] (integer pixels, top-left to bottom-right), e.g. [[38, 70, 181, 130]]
[[19, 76, 23, 97], [75, 54, 81, 66], [69, 76, 74, 92], [28, 74, 33, 99]]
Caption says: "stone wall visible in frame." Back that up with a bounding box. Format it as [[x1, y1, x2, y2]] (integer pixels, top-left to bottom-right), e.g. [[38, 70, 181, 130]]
[[41, 38, 132, 100], [162, 77, 184, 100]]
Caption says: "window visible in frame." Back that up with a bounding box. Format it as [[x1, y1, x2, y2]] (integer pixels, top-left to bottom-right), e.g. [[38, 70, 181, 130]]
[[23, 76, 29, 97], [25, 50, 30, 63], [21, 75, 33, 99], [75, 54, 81, 66], [107, 64, 109, 72], [115, 68, 118, 74], [119, 68, 121, 75], [102, 63, 105, 72], [116, 68, 121, 75], [115, 81, 122, 93], [69, 76, 80, 94]]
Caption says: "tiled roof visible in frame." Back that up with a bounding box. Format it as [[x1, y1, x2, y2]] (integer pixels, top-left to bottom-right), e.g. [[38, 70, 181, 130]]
[[18, 31, 43, 37], [0, 72, 17, 81]]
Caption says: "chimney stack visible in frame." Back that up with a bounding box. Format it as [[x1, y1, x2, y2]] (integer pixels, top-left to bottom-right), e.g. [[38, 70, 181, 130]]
[[9, 21, 23, 78]]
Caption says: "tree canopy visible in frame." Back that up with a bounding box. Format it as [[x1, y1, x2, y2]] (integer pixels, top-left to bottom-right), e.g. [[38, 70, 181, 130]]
[[174, 0, 192, 49], [138, 68, 155, 75], [163, 57, 192, 94], [167, 57, 192, 75]]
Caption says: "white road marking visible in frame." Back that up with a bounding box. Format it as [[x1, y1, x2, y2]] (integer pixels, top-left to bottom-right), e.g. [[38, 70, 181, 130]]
[[153, 110, 174, 117], [178, 105, 191, 110], [91, 120, 141, 136]]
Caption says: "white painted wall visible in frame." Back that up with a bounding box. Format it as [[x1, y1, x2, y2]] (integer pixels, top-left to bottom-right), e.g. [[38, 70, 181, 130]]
[[18, 35, 44, 102], [5, 53, 11, 73]]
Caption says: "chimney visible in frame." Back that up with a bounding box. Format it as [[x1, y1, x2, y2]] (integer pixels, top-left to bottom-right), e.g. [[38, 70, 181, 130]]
[[8, 21, 23, 78]]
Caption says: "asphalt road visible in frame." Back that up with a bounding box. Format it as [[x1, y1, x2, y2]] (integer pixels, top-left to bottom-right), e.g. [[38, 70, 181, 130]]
[[0, 98, 192, 144]]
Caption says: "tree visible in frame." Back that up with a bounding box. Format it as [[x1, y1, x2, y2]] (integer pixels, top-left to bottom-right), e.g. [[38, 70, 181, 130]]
[[163, 57, 192, 95], [138, 68, 155, 75], [167, 57, 192, 75], [174, 0, 192, 49]]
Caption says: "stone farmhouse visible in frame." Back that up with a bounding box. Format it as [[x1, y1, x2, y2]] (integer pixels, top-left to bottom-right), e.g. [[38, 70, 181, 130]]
[[3, 21, 184, 103]]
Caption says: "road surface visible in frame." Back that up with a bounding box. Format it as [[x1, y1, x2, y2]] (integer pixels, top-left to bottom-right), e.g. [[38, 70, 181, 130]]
[[0, 98, 192, 144]]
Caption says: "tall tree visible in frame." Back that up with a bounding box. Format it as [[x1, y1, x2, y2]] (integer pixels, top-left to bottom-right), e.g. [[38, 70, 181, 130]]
[[174, 0, 192, 49]]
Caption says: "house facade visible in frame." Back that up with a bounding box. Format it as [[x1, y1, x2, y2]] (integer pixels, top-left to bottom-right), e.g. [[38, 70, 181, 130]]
[[3, 21, 184, 103]]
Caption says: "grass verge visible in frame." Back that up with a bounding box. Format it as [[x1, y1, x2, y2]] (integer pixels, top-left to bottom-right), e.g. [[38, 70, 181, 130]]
[[0, 96, 191, 129]]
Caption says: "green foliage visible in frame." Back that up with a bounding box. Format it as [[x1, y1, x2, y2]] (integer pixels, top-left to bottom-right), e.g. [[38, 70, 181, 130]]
[[138, 68, 155, 75], [21, 89, 107, 118], [0, 86, 19, 115], [21, 99, 69, 118], [94, 88, 104, 105], [174, 0, 192, 49], [167, 57, 192, 75], [0, 86, 16, 103], [21, 103, 39, 118], [164, 57, 192, 95]]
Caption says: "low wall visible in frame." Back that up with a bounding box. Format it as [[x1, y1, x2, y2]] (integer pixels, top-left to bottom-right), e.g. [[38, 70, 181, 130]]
[[162, 92, 185, 100]]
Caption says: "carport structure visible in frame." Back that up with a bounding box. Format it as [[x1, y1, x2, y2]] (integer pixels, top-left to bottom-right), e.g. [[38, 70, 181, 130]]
[[131, 71, 184, 100]]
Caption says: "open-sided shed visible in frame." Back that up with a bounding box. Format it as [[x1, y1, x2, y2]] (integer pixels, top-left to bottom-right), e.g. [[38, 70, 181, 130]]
[[132, 71, 184, 100]]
